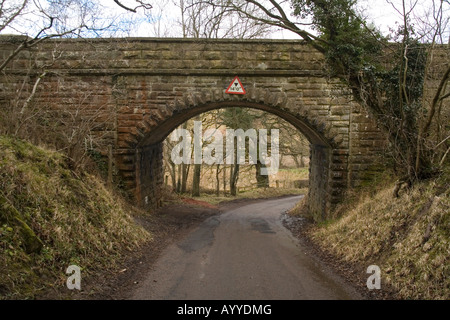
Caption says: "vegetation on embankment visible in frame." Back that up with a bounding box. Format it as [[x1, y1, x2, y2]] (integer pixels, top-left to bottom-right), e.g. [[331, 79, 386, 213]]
[[290, 170, 449, 300], [193, 187, 307, 206], [0, 135, 150, 299]]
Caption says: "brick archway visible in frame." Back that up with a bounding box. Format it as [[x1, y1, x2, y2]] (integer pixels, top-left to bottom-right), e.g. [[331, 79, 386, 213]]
[[117, 88, 353, 220], [1, 37, 387, 220]]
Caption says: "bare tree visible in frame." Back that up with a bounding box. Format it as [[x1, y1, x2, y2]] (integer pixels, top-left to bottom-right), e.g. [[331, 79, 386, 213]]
[[174, 0, 272, 38], [196, 0, 449, 190], [0, 0, 153, 72], [0, 0, 154, 176]]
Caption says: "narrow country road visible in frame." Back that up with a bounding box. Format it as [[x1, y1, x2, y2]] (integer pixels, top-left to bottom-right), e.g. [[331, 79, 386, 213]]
[[130, 196, 362, 300]]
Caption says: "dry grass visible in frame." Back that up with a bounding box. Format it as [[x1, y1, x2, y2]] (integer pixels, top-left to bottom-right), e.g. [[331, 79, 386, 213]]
[[0, 135, 150, 299], [195, 187, 306, 205], [288, 194, 311, 219], [305, 172, 449, 300]]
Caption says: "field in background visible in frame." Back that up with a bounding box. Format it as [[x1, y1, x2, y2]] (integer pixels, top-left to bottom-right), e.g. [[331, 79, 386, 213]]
[[164, 165, 309, 196]]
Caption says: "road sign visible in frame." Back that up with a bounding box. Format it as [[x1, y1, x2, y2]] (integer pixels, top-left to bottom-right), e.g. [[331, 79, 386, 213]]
[[225, 76, 246, 95]]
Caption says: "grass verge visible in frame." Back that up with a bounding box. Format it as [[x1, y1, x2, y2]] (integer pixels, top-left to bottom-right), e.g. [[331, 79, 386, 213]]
[[289, 170, 449, 300], [0, 135, 150, 299]]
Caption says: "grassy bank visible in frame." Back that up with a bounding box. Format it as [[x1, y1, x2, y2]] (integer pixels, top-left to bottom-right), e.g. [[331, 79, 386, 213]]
[[182, 187, 306, 206], [290, 171, 449, 300], [0, 135, 150, 299]]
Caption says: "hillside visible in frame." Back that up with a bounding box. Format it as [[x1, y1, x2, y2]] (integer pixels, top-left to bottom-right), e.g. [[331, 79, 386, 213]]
[[0, 135, 150, 299], [1, 134, 448, 300], [290, 171, 449, 300]]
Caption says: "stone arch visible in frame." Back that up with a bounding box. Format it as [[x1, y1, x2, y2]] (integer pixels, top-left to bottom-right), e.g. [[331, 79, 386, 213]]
[[117, 88, 349, 220], [143, 89, 341, 147], [124, 88, 344, 149], [0, 36, 403, 220]]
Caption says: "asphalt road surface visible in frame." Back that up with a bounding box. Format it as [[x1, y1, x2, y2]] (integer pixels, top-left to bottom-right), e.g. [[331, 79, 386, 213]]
[[130, 196, 362, 300]]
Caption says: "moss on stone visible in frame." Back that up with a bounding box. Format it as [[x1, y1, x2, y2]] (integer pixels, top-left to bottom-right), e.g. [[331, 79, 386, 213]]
[[0, 194, 43, 254]]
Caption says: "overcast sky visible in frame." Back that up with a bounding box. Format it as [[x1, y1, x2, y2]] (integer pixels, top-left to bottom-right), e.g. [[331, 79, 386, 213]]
[[106, 0, 406, 38], [2, 0, 448, 41], [104, 0, 448, 41]]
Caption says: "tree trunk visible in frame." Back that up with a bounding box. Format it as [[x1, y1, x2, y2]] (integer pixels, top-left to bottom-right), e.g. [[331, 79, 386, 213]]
[[230, 163, 239, 196], [216, 164, 220, 196], [192, 163, 201, 197], [180, 121, 190, 193], [255, 134, 269, 188], [223, 165, 227, 195], [181, 163, 189, 193], [176, 164, 182, 193], [169, 162, 176, 191], [255, 160, 269, 188]]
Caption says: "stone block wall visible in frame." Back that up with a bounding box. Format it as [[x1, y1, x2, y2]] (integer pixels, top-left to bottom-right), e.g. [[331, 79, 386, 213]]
[[0, 37, 394, 220]]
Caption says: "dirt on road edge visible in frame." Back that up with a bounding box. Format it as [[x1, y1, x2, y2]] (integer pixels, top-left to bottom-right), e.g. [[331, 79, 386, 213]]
[[282, 213, 396, 300], [60, 195, 393, 300]]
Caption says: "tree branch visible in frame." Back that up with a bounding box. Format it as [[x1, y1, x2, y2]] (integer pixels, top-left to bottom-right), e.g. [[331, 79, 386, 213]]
[[0, 0, 28, 33], [20, 71, 47, 115], [113, 0, 152, 13], [423, 64, 450, 134], [0, 21, 85, 73], [199, 0, 327, 52]]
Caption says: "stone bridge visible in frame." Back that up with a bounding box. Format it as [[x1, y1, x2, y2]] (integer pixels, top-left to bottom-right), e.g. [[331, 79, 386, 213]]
[[0, 37, 388, 220]]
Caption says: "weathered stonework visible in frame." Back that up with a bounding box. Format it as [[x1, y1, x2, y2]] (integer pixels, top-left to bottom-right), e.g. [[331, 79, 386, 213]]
[[0, 37, 390, 220]]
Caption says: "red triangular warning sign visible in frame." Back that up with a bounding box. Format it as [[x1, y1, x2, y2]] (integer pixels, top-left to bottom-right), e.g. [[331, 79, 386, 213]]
[[226, 76, 246, 95]]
